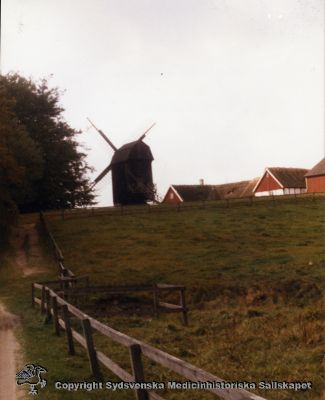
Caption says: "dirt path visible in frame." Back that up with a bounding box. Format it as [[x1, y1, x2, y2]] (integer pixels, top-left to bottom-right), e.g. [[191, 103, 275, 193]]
[[10, 222, 44, 277], [0, 219, 44, 399], [0, 306, 21, 400]]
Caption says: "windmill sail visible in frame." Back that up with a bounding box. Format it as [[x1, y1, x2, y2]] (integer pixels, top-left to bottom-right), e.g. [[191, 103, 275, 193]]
[[93, 164, 112, 186], [87, 118, 117, 151], [137, 123, 156, 141], [88, 118, 156, 205]]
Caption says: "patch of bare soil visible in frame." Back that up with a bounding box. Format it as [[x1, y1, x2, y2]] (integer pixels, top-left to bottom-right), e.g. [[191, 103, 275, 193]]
[[10, 223, 44, 277], [79, 295, 155, 319], [0, 219, 45, 399], [0, 305, 22, 400]]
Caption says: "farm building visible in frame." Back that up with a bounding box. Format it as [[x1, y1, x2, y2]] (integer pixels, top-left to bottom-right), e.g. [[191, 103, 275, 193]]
[[253, 167, 308, 197], [163, 178, 258, 204], [305, 158, 325, 193], [163, 184, 218, 204], [216, 178, 259, 199]]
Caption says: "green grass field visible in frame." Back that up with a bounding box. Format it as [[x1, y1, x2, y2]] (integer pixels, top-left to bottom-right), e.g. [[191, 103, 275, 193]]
[[45, 197, 325, 400], [0, 197, 324, 400], [0, 212, 140, 400]]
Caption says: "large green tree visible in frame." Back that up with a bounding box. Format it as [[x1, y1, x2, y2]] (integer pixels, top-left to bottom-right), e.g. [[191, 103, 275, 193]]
[[0, 87, 43, 242], [0, 73, 95, 212]]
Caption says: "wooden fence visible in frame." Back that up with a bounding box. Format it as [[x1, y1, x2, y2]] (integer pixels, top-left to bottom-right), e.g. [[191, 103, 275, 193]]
[[39, 212, 75, 279], [58, 283, 188, 325], [39, 212, 188, 324], [41, 192, 323, 222], [32, 280, 266, 400]]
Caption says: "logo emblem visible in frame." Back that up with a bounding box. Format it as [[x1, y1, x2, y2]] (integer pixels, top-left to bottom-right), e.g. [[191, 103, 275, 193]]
[[16, 364, 47, 395]]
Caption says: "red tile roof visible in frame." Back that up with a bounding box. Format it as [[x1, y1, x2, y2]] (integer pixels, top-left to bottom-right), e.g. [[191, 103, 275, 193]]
[[305, 158, 325, 177]]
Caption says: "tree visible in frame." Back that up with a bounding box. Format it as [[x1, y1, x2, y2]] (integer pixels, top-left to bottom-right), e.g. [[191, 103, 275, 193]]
[[0, 73, 95, 211], [0, 87, 43, 243]]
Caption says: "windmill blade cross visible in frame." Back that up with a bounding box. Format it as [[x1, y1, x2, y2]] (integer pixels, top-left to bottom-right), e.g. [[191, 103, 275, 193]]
[[92, 163, 112, 187], [137, 122, 156, 141], [87, 118, 117, 151]]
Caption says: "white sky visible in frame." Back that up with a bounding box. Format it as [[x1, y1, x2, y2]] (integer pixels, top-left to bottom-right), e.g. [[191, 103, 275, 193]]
[[2, 0, 324, 205]]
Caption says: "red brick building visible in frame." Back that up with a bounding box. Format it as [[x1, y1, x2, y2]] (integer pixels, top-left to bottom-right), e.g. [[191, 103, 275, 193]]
[[253, 167, 308, 197], [305, 158, 325, 193]]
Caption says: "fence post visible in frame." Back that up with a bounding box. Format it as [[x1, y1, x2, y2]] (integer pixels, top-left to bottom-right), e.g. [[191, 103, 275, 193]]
[[31, 283, 35, 308], [180, 288, 188, 326], [129, 344, 148, 400], [41, 286, 46, 314], [152, 284, 159, 317], [62, 305, 75, 355], [45, 289, 51, 322], [51, 296, 60, 336], [81, 318, 100, 378]]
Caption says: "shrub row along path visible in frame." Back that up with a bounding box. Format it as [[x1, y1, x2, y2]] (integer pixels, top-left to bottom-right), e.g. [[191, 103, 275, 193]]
[[0, 218, 43, 400]]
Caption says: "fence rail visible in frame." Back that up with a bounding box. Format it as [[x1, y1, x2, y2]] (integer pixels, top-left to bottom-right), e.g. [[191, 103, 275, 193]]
[[39, 213, 189, 324], [41, 192, 323, 222], [57, 283, 188, 325], [36, 210, 267, 398], [32, 282, 266, 400], [39, 212, 75, 278]]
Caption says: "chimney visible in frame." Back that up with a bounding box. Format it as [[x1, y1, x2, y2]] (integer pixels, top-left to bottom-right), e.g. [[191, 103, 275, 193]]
[[199, 178, 204, 186]]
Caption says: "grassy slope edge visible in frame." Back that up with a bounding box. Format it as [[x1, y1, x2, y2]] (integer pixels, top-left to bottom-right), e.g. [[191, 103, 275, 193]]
[[0, 217, 131, 400], [47, 197, 325, 400]]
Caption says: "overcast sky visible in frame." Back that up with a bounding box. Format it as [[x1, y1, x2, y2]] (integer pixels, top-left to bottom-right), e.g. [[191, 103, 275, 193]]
[[2, 0, 324, 205]]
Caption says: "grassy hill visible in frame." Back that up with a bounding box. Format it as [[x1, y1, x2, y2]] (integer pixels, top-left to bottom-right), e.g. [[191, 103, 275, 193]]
[[45, 196, 324, 400]]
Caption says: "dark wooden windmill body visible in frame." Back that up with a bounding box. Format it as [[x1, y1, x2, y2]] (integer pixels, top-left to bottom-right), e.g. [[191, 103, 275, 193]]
[[111, 140, 154, 204], [89, 119, 156, 205]]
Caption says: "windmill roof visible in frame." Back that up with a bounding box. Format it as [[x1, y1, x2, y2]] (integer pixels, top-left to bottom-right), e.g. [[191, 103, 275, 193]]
[[111, 140, 153, 164], [305, 158, 325, 177], [266, 167, 308, 188]]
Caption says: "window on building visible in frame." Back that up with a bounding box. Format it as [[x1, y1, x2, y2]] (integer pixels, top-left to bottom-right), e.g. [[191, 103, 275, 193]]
[[170, 192, 174, 199]]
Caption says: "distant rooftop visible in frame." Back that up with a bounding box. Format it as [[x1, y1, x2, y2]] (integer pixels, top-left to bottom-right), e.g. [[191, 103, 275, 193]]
[[305, 158, 325, 177], [172, 178, 258, 201], [266, 167, 308, 188]]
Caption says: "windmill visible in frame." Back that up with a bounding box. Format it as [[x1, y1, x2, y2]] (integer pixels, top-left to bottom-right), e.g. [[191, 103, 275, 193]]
[[88, 119, 157, 206]]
